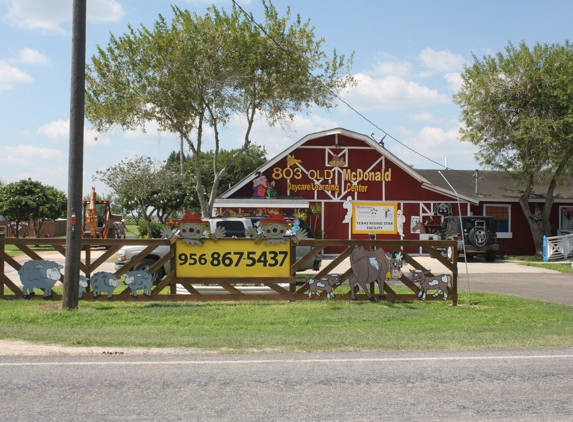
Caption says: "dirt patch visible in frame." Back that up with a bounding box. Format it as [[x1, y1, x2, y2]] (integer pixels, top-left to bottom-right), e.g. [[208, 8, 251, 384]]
[[0, 340, 208, 356], [0, 340, 282, 356]]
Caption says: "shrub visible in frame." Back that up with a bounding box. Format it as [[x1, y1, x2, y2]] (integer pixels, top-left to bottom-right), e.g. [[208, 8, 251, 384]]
[[138, 221, 163, 238]]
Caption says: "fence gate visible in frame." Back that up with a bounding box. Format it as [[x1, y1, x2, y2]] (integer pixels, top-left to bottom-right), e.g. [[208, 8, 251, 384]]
[[1, 237, 458, 304]]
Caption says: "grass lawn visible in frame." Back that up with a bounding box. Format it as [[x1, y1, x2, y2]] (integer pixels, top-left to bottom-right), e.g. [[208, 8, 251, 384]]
[[3, 244, 56, 258], [1, 290, 571, 353], [520, 262, 573, 273]]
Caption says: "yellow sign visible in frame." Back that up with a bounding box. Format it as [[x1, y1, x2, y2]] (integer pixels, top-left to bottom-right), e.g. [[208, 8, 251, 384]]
[[175, 238, 292, 278], [352, 202, 398, 234]]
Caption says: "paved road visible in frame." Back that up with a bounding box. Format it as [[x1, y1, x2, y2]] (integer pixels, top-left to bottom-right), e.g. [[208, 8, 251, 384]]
[[1, 348, 572, 421]]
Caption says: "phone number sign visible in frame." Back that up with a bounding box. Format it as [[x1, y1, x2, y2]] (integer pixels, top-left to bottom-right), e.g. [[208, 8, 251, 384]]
[[175, 239, 292, 278]]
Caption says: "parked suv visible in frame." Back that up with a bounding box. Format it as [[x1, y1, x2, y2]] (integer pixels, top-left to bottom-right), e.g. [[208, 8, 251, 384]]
[[115, 216, 322, 284], [439, 216, 499, 262]]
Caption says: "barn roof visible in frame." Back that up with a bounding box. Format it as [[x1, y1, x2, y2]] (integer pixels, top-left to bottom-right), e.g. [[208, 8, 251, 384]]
[[215, 127, 573, 208], [218, 127, 432, 199], [416, 169, 573, 203]]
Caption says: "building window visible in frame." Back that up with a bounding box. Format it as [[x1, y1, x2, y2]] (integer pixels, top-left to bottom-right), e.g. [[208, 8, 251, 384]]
[[559, 207, 573, 234], [484, 204, 511, 238]]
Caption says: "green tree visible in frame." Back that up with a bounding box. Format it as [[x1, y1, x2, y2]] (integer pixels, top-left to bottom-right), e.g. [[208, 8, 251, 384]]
[[36, 186, 67, 237], [0, 179, 67, 238], [167, 144, 268, 211], [93, 156, 186, 238], [454, 41, 573, 254], [86, 1, 354, 218]]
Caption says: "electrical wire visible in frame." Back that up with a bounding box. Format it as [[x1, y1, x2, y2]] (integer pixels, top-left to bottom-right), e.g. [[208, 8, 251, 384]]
[[231, 0, 473, 179]]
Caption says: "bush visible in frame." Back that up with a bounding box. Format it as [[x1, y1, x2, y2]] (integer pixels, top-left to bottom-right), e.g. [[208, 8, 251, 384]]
[[138, 221, 163, 238]]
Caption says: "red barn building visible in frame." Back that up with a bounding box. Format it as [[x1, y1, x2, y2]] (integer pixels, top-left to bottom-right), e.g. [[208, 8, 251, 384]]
[[214, 128, 573, 256]]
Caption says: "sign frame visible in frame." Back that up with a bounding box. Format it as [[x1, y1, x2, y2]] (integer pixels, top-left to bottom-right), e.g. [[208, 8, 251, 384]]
[[352, 201, 398, 235], [175, 238, 292, 278]]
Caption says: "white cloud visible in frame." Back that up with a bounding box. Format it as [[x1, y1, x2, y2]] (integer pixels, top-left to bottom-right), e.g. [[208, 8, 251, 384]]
[[227, 112, 338, 158], [184, 0, 252, 5], [242, 114, 338, 158], [2, 0, 124, 33], [366, 60, 412, 78], [37, 119, 111, 146], [342, 73, 450, 110], [0, 62, 33, 91], [9, 48, 49, 65], [88, 0, 124, 22], [37, 119, 68, 139], [409, 111, 438, 122], [445, 72, 463, 92], [389, 124, 479, 169], [419, 48, 465, 73], [0, 48, 49, 92], [85, 128, 111, 146], [1, 145, 65, 166], [124, 121, 180, 147]]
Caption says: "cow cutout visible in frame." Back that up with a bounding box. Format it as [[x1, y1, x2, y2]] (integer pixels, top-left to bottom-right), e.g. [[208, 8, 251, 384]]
[[409, 269, 452, 300], [308, 274, 342, 300], [348, 247, 407, 301]]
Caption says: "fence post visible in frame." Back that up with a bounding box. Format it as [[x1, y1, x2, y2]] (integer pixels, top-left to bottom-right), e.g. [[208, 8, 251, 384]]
[[542, 235, 547, 262], [0, 231, 4, 296]]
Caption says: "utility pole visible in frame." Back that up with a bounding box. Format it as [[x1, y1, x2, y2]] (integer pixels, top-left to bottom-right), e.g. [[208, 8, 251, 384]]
[[62, 0, 86, 310]]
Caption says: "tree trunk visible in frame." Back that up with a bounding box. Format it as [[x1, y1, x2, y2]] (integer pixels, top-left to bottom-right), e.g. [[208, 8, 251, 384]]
[[519, 196, 545, 256], [139, 203, 154, 239]]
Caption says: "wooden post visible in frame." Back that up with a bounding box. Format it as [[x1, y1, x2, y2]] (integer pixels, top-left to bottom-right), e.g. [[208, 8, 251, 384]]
[[62, 0, 86, 310], [0, 232, 4, 296], [290, 242, 297, 294], [452, 235, 458, 306]]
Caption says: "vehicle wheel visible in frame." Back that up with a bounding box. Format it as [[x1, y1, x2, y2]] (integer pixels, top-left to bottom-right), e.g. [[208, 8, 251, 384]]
[[469, 227, 488, 248], [134, 258, 165, 285], [485, 250, 496, 262]]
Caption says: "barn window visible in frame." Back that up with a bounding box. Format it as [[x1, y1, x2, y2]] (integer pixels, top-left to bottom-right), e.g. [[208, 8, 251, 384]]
[[558, 206, 573, 235], [484, 204, 511, 238]]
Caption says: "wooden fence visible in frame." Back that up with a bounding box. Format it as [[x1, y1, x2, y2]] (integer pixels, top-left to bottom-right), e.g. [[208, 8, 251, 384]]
[[543, 234, 573, 261], [0, 237, 458, 304]]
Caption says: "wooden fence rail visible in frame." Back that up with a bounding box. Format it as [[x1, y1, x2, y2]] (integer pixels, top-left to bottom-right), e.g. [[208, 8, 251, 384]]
[[0, 237, 458, 304]]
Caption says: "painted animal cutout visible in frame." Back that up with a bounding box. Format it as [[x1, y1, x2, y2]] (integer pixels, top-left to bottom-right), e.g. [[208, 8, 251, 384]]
[[348, 247, 406, 301], [308, 274, 342, 300], [409, 269, 452, 300], [124, 270, 154, 297], [91, 272, 119, 299], [18, 260, 63, 299]]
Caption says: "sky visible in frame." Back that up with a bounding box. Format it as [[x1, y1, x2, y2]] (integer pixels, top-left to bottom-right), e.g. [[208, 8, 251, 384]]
[[1, 0, 573, 196]]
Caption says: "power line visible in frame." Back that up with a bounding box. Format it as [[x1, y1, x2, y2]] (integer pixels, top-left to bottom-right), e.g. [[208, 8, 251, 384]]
[[230, 0, 473, 178]]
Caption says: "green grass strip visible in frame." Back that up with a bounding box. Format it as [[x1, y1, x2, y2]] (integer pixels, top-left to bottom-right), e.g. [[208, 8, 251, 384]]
[[1, 291, 571, 353]]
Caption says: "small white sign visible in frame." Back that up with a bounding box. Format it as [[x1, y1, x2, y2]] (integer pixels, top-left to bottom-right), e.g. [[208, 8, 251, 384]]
[[352, 202, 397, 234]]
